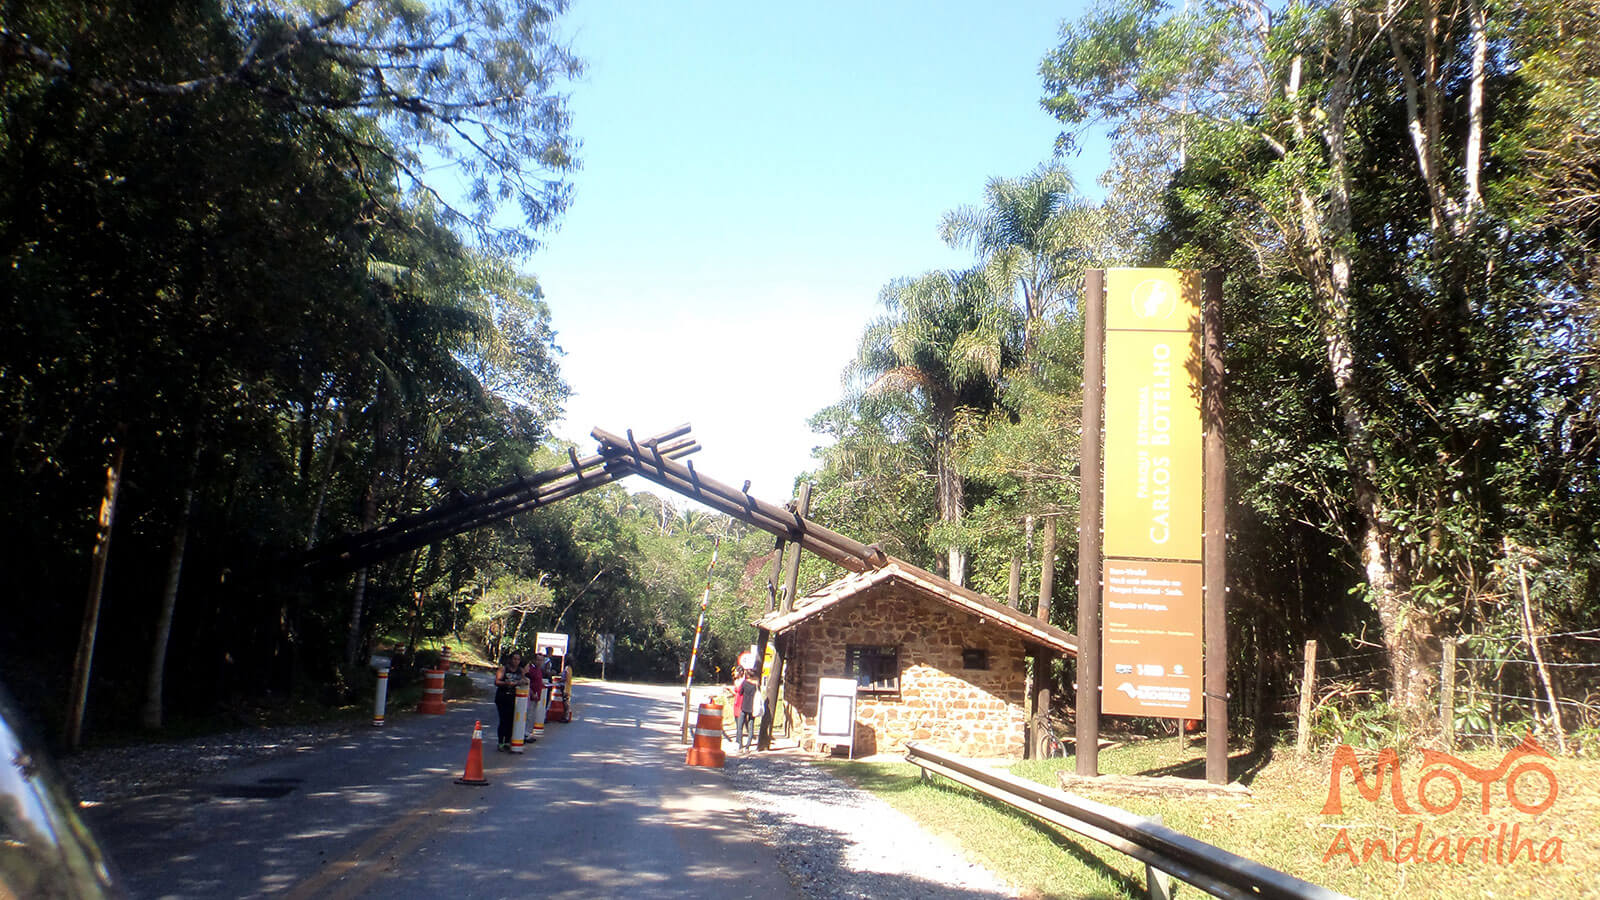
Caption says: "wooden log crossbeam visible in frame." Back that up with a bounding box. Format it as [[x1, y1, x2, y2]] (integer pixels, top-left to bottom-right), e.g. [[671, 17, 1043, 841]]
[[302, 420, 890, 577], [590, 426, 887, 573], [303, 426, 695, 572]]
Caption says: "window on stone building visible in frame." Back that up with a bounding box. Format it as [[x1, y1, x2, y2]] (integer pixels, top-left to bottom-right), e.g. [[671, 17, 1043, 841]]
[[961, 647, 989, 670], [846, 644, 899, 694]]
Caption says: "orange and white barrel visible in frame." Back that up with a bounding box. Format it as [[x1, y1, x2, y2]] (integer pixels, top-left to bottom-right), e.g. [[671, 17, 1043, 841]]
[[685, 700, 726, 768], [418, 669, 447, 714]]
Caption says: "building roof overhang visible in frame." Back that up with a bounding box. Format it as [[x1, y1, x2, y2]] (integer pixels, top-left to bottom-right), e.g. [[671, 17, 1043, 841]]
[[757, 558, 1078, 657]]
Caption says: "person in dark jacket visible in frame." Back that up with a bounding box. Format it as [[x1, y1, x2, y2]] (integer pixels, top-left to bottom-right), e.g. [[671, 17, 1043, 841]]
[[493, 651, 524, 750]]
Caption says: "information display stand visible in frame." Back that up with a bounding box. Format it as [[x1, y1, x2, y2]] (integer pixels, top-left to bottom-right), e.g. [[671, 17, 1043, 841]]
[[816, 677, 859, 759]]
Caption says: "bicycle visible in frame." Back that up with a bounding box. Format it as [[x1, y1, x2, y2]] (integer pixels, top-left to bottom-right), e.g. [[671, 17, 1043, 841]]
[[1037, 714, 1070, 758]]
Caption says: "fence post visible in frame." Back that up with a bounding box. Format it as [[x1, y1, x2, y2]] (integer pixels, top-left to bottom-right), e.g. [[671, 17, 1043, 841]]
[[1296, 640, 1317, 756], [1144, 814, 1174, 900], [1439, 641, 1456, 752]]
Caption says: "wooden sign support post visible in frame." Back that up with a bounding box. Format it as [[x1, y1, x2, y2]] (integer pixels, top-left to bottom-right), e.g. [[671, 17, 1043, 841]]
[[1202, 271, 1228, 785], [1076, 269, 1105, 777], [1078, 269, 1227, 783]]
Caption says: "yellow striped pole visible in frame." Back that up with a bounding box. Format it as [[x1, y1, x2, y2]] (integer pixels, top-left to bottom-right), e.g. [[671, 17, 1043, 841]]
[[680, 534, 723, 741]]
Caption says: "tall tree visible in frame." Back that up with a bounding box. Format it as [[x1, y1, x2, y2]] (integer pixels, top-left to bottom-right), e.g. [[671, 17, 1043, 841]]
[[846, 269, 1019, 585], [1, 0, 582, 253], [1042, 0, 1600, 720], [939, 165, 1105, 358]]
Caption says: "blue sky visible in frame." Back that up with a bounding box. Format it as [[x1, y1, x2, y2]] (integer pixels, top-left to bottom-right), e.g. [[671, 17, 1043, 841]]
[[538, 1, 1105, 506]]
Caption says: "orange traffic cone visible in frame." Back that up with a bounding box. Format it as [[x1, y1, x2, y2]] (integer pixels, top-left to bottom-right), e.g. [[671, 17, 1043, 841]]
[[454, 720, 490, 786]]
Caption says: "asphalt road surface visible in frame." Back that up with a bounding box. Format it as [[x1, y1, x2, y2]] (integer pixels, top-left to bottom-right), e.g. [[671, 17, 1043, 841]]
[[88, 679, 797, 898]]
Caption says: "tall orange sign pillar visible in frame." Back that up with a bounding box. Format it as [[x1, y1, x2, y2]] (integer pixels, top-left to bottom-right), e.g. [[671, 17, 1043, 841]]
[[1102, 268, 1205, 720], [1080, 268, 1227, 783]]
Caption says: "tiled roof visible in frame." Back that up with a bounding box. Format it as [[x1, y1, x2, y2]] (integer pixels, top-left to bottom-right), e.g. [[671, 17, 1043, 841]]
[[757, 557, 1078, 656]]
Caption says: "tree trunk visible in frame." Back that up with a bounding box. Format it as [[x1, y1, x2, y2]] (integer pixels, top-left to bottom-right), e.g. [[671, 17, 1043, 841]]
[[1304, 5, 1433, 717], [934, 426, 966, 585], [1037, 517, 1056, 623], [142, 445, 199, 729], [344, 465, 382, 669], [304, 409, 346, 550], [65, 442, 126, 749]]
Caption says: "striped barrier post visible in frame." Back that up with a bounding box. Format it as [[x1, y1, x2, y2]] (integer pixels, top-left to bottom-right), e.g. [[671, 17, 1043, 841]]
[[372, 665, 389, 727], [530, 683, 547, 740], [511, 683, 530, 753]]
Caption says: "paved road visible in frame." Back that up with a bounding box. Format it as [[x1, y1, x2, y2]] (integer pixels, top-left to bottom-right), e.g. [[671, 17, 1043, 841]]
[[89, 680, 796, 899]]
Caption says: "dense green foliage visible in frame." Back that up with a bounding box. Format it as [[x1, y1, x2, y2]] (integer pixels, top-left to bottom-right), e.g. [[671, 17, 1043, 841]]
[[803, 0, 1599, 739], [0, 1, 771, 741], [6, 0, 1596, 752]]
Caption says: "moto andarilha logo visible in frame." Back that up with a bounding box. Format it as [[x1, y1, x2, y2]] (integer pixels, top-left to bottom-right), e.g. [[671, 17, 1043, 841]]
[[1320, 735, 1564, 866]]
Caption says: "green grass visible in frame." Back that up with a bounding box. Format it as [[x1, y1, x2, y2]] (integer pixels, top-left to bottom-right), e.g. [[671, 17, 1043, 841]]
[[821, 738, 1600, 899]]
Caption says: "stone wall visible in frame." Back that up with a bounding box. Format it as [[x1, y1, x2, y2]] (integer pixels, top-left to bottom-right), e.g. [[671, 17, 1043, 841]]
[[781, 582, 1030, 758]]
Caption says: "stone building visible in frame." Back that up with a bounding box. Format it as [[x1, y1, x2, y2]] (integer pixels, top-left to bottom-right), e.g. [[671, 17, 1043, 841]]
[[757, 560, 1078, 759]]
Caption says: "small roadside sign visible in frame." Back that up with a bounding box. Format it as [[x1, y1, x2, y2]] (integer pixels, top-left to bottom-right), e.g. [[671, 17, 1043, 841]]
[[816, 677, 859, 759]]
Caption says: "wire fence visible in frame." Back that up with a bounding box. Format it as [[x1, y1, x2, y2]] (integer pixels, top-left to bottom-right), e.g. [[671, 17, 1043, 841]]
[[1292, 629, 1600, 755]]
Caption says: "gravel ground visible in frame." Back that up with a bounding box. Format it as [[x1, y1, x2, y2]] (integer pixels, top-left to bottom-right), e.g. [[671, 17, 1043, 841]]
[[724, 751, 1019, 899], [59, 720, 359, 803]]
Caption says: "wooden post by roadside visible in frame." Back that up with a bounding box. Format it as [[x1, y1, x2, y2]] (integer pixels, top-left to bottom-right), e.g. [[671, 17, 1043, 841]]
[[1033, 521, 1056, 759], [1202, 270, 1228, 785], [1296, 640, 1317, 756], [65, 442, 126, 750], [1439, 640, 1456, 752], [1076, 269, 1105, 778], [1031, 650, 1054, 758], [766, 535, 786, 613], [758, 482, 809, 751]]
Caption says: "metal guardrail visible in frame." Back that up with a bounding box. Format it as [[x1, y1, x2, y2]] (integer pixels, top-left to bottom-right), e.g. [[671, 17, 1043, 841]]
[[903, 742, 1353, 900]]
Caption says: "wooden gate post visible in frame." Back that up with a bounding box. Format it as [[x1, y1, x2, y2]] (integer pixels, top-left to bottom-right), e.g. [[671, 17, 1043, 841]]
[[758, 482, 809, 751]]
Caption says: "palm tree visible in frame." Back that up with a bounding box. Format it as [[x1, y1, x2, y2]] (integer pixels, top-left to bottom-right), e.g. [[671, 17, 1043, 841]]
[[848, 269, 1019, 585], [939, 165, 1105, 360]]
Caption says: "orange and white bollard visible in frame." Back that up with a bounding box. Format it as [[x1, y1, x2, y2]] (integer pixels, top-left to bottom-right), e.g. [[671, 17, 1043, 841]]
[[454, 720, 490, 786], [510, 683, 530, 753], [530, 683, 547, 741]]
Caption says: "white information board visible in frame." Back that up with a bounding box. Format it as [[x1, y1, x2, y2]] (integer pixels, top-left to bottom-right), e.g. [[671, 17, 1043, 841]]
[[535, 632, 569, 656], [816, 677, 859, 758]]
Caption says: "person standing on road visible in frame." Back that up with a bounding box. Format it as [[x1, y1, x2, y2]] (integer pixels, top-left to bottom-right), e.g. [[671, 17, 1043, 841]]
[[494, 651, 524, 751], [733, 667, 758, 751]]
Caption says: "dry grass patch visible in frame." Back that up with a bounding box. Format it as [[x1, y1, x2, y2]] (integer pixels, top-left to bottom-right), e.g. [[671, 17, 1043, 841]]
[[823, 738, 1599, 899]]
